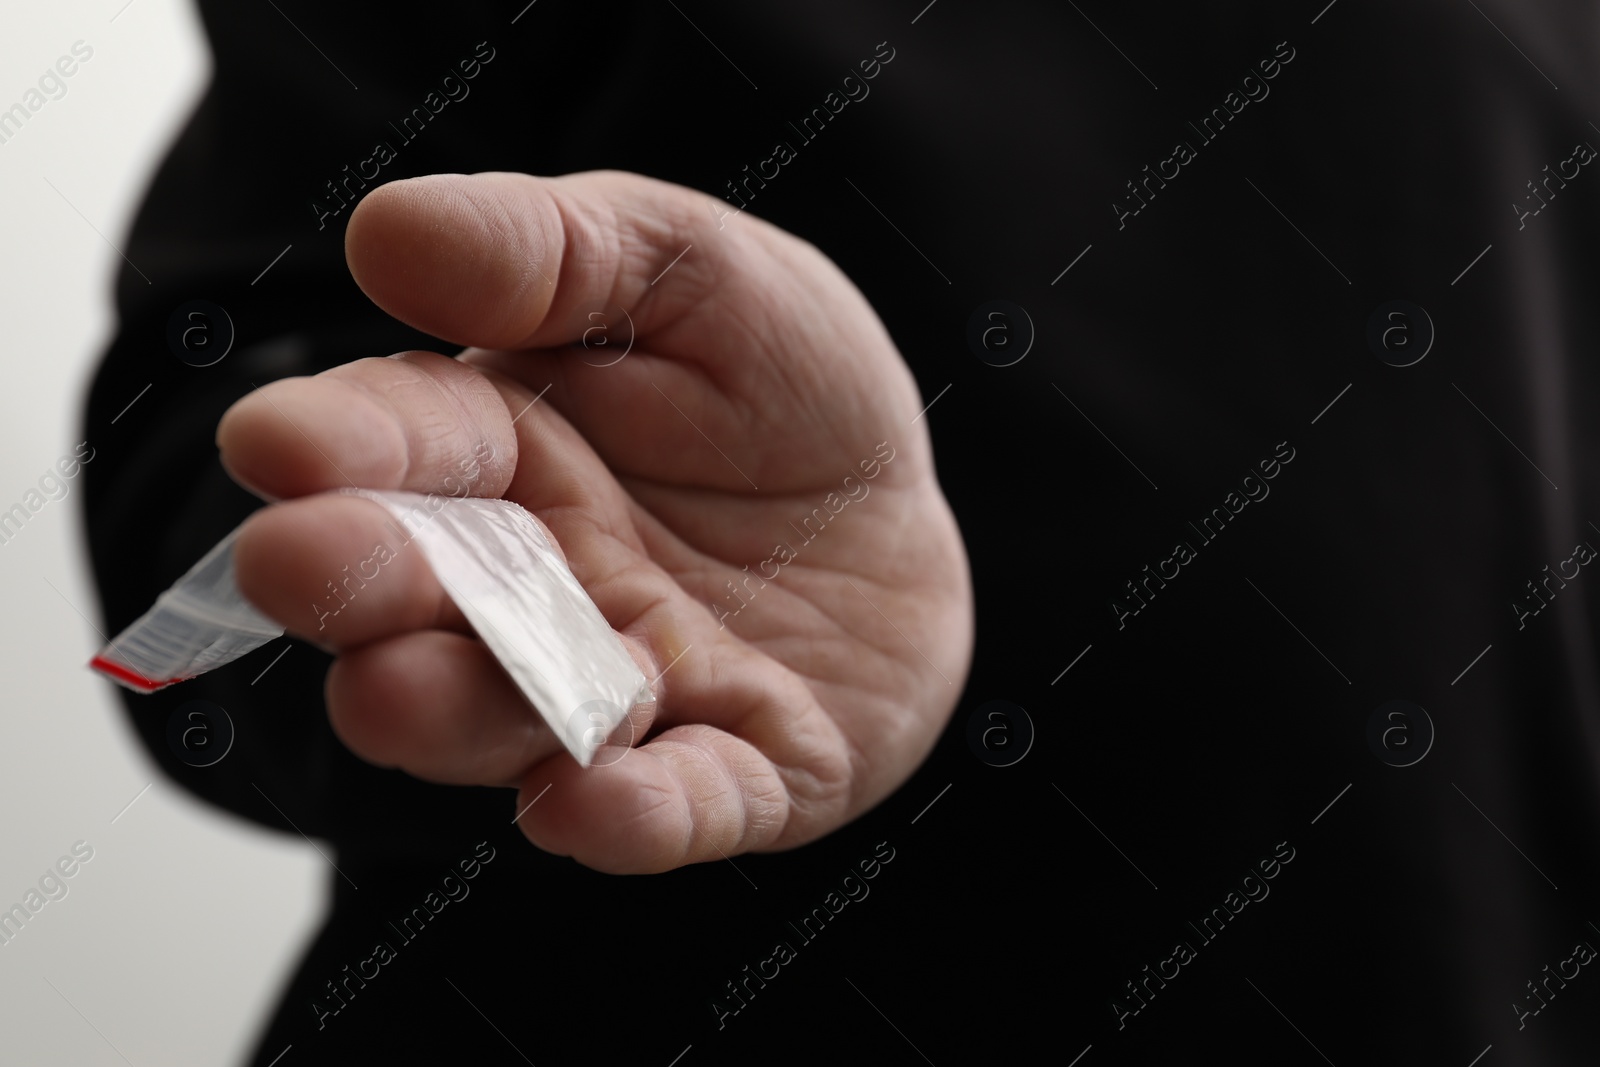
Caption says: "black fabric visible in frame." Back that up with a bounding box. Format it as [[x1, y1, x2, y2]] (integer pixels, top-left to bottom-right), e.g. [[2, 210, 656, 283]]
[[81, 1, 1600, 1063]]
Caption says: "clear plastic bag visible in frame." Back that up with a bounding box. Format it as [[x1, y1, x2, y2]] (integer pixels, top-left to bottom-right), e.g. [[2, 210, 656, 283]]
[[90, 490, 651, 766]]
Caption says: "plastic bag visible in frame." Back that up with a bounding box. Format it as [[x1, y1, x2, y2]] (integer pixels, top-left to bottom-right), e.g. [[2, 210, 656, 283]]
[[90, 490, 651, 767]]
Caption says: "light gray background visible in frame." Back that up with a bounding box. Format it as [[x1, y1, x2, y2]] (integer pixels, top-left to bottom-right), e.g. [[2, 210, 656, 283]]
[[0, 3, 324, 1064]]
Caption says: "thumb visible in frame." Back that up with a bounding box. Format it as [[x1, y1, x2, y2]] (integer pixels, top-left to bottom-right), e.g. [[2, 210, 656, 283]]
[[344, 169, 790, 355]]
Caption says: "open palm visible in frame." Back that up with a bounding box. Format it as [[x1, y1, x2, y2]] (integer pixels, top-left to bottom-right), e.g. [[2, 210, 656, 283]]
[[218, 171, 973, 873]]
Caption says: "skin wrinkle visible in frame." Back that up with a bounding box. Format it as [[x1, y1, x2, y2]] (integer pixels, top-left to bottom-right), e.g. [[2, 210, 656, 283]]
[[672, 733, 752, 854], [501, 216, 547, 338], [483, 379, 684, 550], [578, 185, 735, 379], [681, 654, 853, 844], [555, 490, 643, 559], [496, 406, 624, 540], [799, 565, 941, 692], [772, 749, 853, 849], [784, 621, 912, 704], [776, 668, 908, 824], [744, 767, 798, 849], [711, 574, 839, 655], [650, 359, 753, 486], [714, 494, 925, 595], [368, 361, 461, 489], [711, 724, 798, 852], [835, 599, 947, 697], [597, 762, 690, 868], [773, 755, 853, 847], [800, 681, 889, 790], [613, 584, 676, 676], [703, 584, 923, 816], [762, 236, 904, 454], [633, 639, 844, 857], [405, 357, 504, 489], [616, 480, 935, 672], [460, 176, 547, 345], [609, 589, 676, 688], [758, 266, 850, 451], [617, 480, 690, 555], [615, 463, 923, 560], [567, 192, 621, 338], [518, 194, 862, 495], [542, 184, 653, 355], [624, 748, 700, 870], [654, 241, 783, 449], [639, 185, 706, 280], [810, 635, 924, 746], [500, 350, 721, 492]]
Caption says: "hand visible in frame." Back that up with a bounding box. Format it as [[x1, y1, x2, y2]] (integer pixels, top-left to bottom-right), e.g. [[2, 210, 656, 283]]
[[216, 170, 973, 873]]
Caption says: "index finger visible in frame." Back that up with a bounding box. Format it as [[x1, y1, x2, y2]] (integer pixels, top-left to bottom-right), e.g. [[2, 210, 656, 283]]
[[214, 349, 519, 502]]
